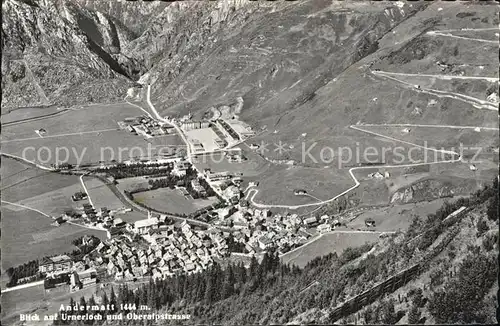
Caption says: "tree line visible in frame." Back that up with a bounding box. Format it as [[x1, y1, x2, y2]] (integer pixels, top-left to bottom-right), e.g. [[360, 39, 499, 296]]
[[6, 235, 102, 287], [56, 251, 294, 325], [94, 162, 174, 179]]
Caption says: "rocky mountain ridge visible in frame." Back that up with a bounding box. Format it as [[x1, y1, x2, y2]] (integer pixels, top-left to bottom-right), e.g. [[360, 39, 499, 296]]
[[1, 0, 427, 111], [1, 0, 138, 109]]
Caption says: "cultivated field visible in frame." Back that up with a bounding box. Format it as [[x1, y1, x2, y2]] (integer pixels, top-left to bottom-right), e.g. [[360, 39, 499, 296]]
[[132, 188, 218, 215], [1, 208, 106, 271], [83, 176, 126, 211], [349, 159, 496, 206], [348, 178, 391, 207], [358, 125, 499, 155], [281, 231, 382, 268], [194, 146, 268, 177], [1, 103, 184, 166], [1, 157, 80, 203], [430, 160, 498, 182], [115, 176, 152, 193], [347, 198, 453, 232], [248, 165, 355, 206], [117, 210, 149, 223], [1, 157, 107, 272], [8, 182, 88, 217], [1, 105, 62, 125]]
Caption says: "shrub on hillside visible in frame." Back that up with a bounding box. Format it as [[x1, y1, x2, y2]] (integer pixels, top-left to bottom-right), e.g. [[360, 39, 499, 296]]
[[407, 303, 421, 324], [486, 194, 498, 221], [476, 218, 489, 237], [482, 232, 498, 252], [428, 252, 497, 324]]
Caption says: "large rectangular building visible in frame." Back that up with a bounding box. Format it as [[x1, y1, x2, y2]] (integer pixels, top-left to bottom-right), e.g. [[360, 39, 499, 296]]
[[39, 255, 73, 274], [206, 171, 231, 182], [134, 218, 160, 235], [181, 121, 210, 131]]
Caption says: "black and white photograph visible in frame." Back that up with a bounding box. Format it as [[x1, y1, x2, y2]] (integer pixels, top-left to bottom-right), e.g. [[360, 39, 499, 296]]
[[1, 0, 499, 325]]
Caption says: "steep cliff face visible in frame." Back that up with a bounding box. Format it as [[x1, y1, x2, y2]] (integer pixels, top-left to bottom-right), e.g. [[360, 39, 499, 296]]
[[72, 0, 169, 36], [1, 0, 134, 109], [1, 0, 426, 111], [390, 180, 454, 204], [48, 0, 147, 79], [390, 178, 484, 204], [47, 0, 136, 54]]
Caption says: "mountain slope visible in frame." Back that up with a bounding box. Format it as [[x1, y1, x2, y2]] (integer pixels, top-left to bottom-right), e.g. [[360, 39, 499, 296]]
[[1, 0, 135, 110], [138, 0, 427, 120], [63, 179, 498, 325]]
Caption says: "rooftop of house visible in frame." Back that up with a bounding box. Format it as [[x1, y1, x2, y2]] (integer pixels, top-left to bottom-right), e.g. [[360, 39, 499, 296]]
[[135, 218, 159, 228], [258, 235, 273, 245], [41, 254, 72, 265]]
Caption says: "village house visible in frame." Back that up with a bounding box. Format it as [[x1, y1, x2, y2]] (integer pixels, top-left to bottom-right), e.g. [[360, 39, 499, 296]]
[[224, 185, 241, 203], [71, 192, 88, 202], [303, 215, 319, 227], [365, 218, 376, 227], [172, 160, 190, 176], [191, 179, 207, 196], [113, 218, 126, 228], [134, 217, 160, 235], [294, 189, 307, 196], [258, 235, 273, 250], [317, 223, 332, 233], [39, 255, 73, 274], [206, 171, 232, 182], [368, 172, 384, 179]]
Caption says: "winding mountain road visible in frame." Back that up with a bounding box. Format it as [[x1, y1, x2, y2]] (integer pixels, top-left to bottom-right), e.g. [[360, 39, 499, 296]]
[[245, 28, 498, 209], [144, 85, 228, 201], [427, 30, 498, 44], [373, 71, 499, 82], [372, 71, 499, 111], [245, 119, 496, 210]]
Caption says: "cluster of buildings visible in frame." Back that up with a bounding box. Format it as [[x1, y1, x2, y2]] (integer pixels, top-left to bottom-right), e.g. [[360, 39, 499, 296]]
[[207, 204, 348, 255], [39, 255, 73, 274], [217, 119, 241, 141], [209, 207, 310, 255], [172, 160, 190, 176], [191, 179, 207, 196], [39, 236, 103, 291], [211, 124, 229, 148], [59, 203, 128, 236], [367, 171, 390, 179], [103, 219, 229, 279], [79, 205, 127, 230], [118, 116, 175, 138], [71, 191, 88, 202], [191, 139, 205, 153], [223, 185, 241, 204], [225, 150, 247, 163], [204, 169, 232, 182], [223, 119, 255, 139], [179, 117, 254, 151], [199, 168, 242, 203], [180, 120, 210, 131]]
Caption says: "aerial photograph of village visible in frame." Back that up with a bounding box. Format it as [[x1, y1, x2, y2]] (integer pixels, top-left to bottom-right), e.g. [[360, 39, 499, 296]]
[[1, 0, 498, 325]]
